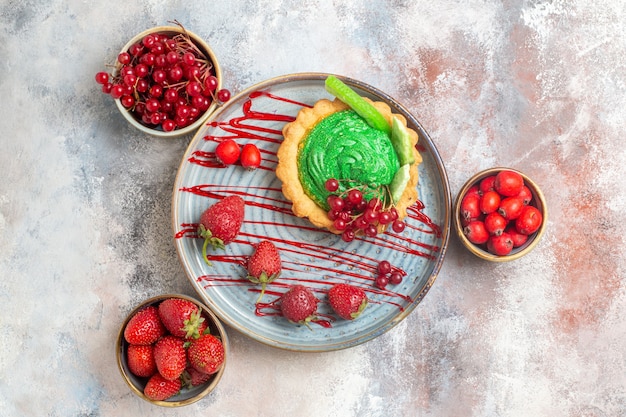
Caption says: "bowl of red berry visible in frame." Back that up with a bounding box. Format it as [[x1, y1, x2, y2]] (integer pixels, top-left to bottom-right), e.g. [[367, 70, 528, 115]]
[[454, 167, 547, 261], [95, 24, 231, 137], [116, 293, 228, 407]]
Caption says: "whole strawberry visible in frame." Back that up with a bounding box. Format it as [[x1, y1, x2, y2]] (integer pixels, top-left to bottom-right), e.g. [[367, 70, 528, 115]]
[[124, 305, 166, 345], [280, 285, 319, 326], [187, 333, 225, 375], [182, 366, 213, 388], [158, 298, 205, 339], [153, 335, 187, 381], [127, 344, 157, 378], [144, 373, 182, 401], [247, 240, 282, 302], [328, 283, 368, 320], [198, 195, 245, 265]]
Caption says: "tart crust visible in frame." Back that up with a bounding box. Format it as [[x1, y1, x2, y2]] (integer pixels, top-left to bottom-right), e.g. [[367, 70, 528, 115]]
[[276, 98, 422, 234]]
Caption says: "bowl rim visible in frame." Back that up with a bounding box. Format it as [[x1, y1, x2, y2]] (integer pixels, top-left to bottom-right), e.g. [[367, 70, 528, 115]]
[[453, 167, 547, 262], [115, 293, 228, 407], [113, 25, 223, 138]]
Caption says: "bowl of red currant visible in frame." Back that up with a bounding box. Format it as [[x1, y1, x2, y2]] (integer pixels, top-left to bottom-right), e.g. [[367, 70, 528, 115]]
[[95, 24, 231, 137], [453, 167, 547, 261]]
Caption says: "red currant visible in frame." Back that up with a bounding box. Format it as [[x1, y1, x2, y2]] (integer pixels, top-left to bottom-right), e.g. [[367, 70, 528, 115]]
[[95, 71, 109, 84], [217, 88, 231, 103], [392, 220, 406, 233], [325, 178, 339, 192]]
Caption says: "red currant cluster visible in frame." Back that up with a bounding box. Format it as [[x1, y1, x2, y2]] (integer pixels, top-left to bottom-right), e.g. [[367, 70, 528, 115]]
[[94, 29, 231, 133], [375, 260, 406, 289], [324, 178, 406, 242]]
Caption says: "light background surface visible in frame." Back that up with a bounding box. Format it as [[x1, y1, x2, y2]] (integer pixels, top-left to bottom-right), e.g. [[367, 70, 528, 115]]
[[1, 1, 624, 416]]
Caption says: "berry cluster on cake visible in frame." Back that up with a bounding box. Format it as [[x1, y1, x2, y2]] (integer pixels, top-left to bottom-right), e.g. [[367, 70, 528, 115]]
[[276, 76, 422, 239]]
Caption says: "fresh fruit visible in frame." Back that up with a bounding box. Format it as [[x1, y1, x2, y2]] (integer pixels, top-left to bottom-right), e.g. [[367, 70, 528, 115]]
[[198, 195, 245, 265], [124, 305, 166, 345], [515, 205, 543, 235], [324, 75, 391, 135], [246, 240, 282, 302], [390, 117, 416, 165], [182, 366, 212, 388], [144, 373, 182, 401], [158, 298, 205, 339], [389, 164, 410, 203], [240, 143, 262, 169], [487, 233, 514, 256], [460, 193, 481, 222], [153, 336, 187, 381], [506, 225, 529, 247], [187, 333, 225, 375], [215, 139, 241, 165], [323, 178, 406, 240], [498, 197, 524, 220], [464, 220, 489, 244], [494, 170, 524, 197], [95, 26, 231, 133], [480, 190, 501, 214], [479, 175, 496, 194], [484, 212, 507, 236], [458, 169, 544, 257], [127, 344, 157, 378], [328, 283, 368, 320], [280, 285, 319, 325]]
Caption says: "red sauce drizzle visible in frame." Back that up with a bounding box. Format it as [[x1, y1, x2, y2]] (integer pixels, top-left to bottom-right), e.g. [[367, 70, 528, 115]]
[[176, 89, 444, 326]]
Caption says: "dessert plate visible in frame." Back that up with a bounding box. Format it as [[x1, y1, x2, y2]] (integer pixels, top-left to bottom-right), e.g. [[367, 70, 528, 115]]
[[172, 73, 450, 351]]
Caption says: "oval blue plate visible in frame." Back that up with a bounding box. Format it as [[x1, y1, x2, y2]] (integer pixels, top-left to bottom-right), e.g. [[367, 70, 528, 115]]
[[172, 73, 450, 351]]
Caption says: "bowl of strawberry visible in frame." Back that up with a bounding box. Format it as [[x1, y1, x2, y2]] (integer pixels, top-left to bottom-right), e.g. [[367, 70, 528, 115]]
[[116, 294, 228, 407], [95, 23, 231, 137], [454, 167, 547, 261]]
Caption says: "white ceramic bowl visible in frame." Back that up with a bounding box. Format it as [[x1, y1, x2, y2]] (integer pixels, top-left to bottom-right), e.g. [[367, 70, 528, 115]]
[[114, 26, 222, 137]]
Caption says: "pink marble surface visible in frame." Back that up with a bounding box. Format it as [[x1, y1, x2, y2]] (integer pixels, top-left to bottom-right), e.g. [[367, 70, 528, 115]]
[[0, 1, 624, 416]]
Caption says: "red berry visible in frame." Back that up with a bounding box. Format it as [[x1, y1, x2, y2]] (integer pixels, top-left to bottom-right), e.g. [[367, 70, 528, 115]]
[[153, 336, 187, 381], [389, 271, 403, 285], [463, 220, 489, 244], [479, 175, 496, 194], [480, 190, 501, 214], [494, 170, 524, 197], [217, 88, 231, 103], [126, 344, 157, 378], [240, 143, 261, 169], [158, 298, 206, 339], [144, 373, 182, 401], [95, 71, 109, 84], [375, 274, 389, 289], [498, 197, 524, 220], [377, 260, 392, 275], [460, 193, 481, 221], [280, 285, 319, 324], [246, 240, 282, 301], [484, 212, 507, 236], [124, 305, 166, 345], [515, 205, 543, 235], [517, 185, 533, 205], [392, 220, 406, 233], [328, 283, 368, 320], [187, 333, 225, 375], [505, 225, 529, 247], [215, 139, 241, 165], [487, 233, 514, 256], [325, 178, 339, 192], [347, 189, 363, 205]]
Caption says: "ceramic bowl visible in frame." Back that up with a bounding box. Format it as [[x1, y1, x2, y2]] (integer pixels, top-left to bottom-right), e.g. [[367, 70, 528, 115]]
[[116, 293, 228, 407], [453, 167, 547, 262], [114, 25, 222, 137]]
